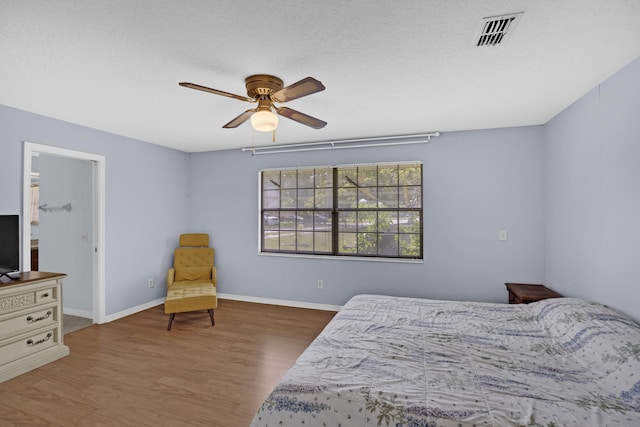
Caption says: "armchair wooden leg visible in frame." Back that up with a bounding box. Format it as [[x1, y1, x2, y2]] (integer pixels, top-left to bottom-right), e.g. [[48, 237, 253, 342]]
[[167, 313, 175, 330], [208, 309, 215, 326]]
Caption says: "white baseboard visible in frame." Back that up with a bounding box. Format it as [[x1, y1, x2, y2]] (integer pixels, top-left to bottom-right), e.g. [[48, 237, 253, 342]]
[[102, 298, 165, 324], [217, 293, 341, 312], [100, 294, 340, 324]]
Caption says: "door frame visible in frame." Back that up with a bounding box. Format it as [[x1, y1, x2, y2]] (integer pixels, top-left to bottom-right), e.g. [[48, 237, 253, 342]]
[[22, 142, 106, 324]]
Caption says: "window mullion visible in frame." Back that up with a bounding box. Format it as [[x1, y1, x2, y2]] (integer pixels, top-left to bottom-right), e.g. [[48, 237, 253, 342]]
[[331, 167, 339, 255]]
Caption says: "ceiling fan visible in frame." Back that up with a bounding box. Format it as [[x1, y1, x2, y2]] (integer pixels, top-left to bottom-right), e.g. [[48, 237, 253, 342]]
[[179, 74, 327, 132]]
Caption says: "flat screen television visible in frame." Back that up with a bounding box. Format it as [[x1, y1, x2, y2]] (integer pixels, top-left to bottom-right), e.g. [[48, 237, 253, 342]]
[[0, 214, 20, 279]]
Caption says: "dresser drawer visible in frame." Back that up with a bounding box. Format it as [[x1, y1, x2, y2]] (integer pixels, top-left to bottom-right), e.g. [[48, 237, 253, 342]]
[[35, 287, 56, 304], [0, 292, 36, 315], [0, 287, 57, 316], [0, 327, 58, 366], [0, 273, 68, 382], [0, 304, 57, 341]]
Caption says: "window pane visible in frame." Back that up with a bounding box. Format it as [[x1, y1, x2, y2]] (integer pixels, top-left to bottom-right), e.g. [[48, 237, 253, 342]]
[[358, 189, 377, 208], [263, 231, 279, 250], [315, 188, 332, 208], [339, 211, 356, 232], [358, 166, 377, 187], [399, 212, 420, 233], [379, 211, 398, 233], [299, 211, 313, 229], [379, 233, 399, 256], [358, 211, 377, 232], [315, 168, 332, 188], [399, 234, 421, 256], [263, 211, 279, 229], [279, 212, 299, 230], [281, 170, 297, 189], [399, 186, 421, 208], [280, 232, 296, 251], [339, 232, 356, 253], [298, 169, 314, 188], [281, 190, 296, 208], [338, 167, 358, 187], [399, 164, 421, 185], [296, 231, 313, 250], [378, 165, 398, 186], [338, 187, 357, 208], [262, 170, 281, 190], [314, 232, 332, 252], [358, 233, 377, 254], [378, 187, 398, 208], [263, 189, 280, 209], [297, 189, 314, 208], [314, 212, 331, 228]]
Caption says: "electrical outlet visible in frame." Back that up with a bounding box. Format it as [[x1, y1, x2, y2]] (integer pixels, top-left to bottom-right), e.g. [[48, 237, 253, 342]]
[[499, 230, 508, 241], [317, 279, 323, 289], [147, 278, 154, 288]]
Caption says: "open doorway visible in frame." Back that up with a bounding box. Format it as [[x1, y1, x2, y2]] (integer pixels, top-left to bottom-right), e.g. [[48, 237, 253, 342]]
[[22, 142, 106, 325]]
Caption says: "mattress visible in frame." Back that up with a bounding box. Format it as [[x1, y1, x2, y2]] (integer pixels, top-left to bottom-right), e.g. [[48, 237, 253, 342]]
[[250, 294, 640, 426]]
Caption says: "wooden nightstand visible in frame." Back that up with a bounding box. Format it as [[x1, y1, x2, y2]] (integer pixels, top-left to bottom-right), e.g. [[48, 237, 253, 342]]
[[505, 283, 562, 304]]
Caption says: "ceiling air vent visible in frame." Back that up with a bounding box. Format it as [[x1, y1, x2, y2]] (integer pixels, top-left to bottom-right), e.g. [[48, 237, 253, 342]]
[[476, 12, 523, 47]]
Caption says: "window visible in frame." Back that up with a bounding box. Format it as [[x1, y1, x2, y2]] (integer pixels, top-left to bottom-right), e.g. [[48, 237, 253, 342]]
[[260, 162, 422, 260]]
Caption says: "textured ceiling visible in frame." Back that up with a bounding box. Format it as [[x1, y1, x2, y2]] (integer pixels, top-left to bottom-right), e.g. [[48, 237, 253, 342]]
[[1, 1, 640, 153]]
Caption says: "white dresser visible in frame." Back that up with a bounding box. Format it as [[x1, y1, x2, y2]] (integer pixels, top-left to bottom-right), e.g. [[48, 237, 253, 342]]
[[0, 272, 69, 383]]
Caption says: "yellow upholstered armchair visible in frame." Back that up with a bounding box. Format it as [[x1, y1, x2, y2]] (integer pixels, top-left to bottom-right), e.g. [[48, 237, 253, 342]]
[[164, 233, 217, 330]]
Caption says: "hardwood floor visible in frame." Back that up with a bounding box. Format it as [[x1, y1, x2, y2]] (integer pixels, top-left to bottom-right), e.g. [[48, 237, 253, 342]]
[[0, 300, 336, 426]]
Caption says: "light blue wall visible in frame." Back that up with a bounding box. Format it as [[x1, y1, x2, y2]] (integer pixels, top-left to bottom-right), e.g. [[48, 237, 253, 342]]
[[544, 56, 640, 322], [1, 55, 637, 321], [188, 126, 545, 306], [0, 105, 190, 315]]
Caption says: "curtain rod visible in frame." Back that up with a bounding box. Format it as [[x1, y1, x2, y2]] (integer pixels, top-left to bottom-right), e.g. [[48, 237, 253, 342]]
[[241, 132, 440, 156]]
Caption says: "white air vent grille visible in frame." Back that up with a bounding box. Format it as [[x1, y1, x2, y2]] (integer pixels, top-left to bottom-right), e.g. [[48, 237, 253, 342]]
[[476, 12, 523, 47]]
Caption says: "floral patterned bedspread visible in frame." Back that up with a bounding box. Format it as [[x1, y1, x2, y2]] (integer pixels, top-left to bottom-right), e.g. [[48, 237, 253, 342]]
[[250, 294, 640, 427]]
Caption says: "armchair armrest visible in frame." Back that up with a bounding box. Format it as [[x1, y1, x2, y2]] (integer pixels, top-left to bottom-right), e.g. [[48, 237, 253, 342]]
[[167, 267, 175, 288], [212, 266, 217, 287]]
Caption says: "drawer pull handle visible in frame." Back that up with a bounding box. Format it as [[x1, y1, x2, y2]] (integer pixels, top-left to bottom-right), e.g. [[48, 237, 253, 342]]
[[27, 332, 52, 346], [26, 311, 52, 323], [41, 293, 50, 298]]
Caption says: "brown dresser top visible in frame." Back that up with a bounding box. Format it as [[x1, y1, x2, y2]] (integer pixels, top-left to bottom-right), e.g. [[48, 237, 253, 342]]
[[0, 272, 66, 289]]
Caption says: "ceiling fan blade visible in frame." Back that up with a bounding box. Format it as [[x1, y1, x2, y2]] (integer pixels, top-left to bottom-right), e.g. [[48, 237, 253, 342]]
[[276, 107, 327, 129], [222, 109, 256, 128], [179, 82, 254, 103], [271, 77, 325, 103]]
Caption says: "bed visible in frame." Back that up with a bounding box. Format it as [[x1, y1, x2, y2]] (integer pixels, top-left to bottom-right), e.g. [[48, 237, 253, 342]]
[[250, 294, 640, 426]]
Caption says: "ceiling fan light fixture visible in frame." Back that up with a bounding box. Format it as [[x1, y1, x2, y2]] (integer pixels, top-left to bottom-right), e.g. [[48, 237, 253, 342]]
[[180, 74, 326, 131], [251, 110, 279, 132]]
